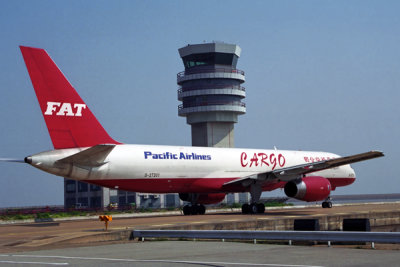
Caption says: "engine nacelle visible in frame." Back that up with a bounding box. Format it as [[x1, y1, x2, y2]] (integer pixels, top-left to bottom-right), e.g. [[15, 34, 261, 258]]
[[284, 176, 331, 202], [179, 193, 226, 205]]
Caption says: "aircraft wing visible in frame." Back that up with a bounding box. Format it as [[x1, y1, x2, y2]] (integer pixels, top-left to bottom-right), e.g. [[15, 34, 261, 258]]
[[56, 144, 116, 167], [223, 151, 384, 187]]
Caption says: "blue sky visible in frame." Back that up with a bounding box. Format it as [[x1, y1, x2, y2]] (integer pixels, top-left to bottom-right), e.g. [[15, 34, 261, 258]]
[[0, 1, 398, 207]]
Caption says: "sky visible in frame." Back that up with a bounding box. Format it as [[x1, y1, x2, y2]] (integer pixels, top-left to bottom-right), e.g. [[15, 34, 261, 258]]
[[0, 1, 398, 207]]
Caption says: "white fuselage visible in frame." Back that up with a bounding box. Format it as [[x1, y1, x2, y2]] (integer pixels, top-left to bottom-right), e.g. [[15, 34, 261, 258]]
[[28, 144, 356, 194]]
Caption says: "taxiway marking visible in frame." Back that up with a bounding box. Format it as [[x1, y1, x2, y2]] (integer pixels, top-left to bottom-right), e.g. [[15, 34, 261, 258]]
[[0, 260, 68, 265], [6, 254, 324, 267], [150, 224, 174, 227]]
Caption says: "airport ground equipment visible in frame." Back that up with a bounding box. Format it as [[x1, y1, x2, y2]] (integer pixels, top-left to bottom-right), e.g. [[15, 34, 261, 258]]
[[99, 215, 112, 230]]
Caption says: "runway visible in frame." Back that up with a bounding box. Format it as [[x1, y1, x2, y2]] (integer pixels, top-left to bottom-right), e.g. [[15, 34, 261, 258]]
[[0, 202, 399, 254], [1, 241, 399, 267]]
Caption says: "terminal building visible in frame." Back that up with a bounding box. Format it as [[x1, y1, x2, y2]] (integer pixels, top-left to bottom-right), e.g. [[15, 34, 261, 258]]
[[64, 179, 181, 210], [63, 42, 249, 209]]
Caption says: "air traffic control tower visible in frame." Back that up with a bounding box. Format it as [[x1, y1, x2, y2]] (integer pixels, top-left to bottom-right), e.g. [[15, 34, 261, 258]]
[[177, 43, 246, 147]]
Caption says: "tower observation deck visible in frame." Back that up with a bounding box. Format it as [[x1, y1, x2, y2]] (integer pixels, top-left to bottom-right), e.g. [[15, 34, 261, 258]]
[[177, 42, 246, 147]]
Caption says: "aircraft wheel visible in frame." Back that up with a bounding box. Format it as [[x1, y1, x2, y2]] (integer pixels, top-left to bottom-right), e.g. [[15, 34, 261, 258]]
[[191, 205, 199, 215], [250, 203, 258, 214], [322, 201, 332, 208], [257, 203, 265, 213], [183, 205, 191, 215], [198, 204, 206, 215], [242, 203, 250, 214]]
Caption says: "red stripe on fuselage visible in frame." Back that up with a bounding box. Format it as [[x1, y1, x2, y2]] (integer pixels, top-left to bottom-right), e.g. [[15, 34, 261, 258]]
[[83, 178, 239, 193], [82, 177, 355, 194]]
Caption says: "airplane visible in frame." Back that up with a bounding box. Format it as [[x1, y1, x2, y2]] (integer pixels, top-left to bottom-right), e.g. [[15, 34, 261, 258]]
[[1, 46, 384, 215]]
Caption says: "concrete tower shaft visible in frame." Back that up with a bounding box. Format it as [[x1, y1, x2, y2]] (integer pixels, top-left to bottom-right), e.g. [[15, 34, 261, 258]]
[[177, 42, 246, 148]]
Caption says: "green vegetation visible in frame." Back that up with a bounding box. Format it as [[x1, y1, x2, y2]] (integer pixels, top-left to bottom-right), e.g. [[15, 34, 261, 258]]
[[36, 212, 51, 219], [138, 207, 155, 213], [0, 207, 180, 221], [228, 203, 242, 208], [0, 201, 293, 221], [50, 211, 87, 218], [220, 201, 293, 209], [264, 201, 294, 207], [0, 210, 88, 221], [0, 214, 35, 221]]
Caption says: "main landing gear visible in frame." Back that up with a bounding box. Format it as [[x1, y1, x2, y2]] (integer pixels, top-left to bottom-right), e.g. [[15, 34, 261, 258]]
[[241, 182, 265, 214], [322, 196, 333, 208], [241, 203, 265, 214], [182, 204, 206, 215]]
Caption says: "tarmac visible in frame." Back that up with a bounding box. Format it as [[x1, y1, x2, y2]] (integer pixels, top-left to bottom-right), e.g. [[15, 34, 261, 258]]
[[0, 202, 399, 254], [1, 240, 399, 267]]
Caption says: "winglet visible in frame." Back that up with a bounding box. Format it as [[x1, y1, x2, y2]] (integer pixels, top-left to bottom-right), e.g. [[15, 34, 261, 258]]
[[56, 144, 116, 167]]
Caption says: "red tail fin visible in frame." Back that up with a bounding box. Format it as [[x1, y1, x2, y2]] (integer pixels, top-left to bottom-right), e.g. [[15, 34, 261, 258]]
[[20, 46, 120, 149]]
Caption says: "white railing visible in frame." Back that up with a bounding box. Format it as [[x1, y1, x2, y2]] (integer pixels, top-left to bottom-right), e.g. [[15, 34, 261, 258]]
[[132, 230, 400, 244]]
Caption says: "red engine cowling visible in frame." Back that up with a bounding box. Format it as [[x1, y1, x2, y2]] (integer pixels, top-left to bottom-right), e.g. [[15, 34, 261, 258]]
[[179, 193, 226, 205], [284, 176, 331, 202]]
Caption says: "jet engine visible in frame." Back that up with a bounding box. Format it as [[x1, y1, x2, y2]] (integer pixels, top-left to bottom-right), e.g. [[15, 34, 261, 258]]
[[284, 176, 331, 202], [179, 193, 226, 205]]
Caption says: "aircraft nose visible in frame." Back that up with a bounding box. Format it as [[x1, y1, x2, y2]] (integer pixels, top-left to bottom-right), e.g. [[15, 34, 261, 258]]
[[24, 156, 32, 164]]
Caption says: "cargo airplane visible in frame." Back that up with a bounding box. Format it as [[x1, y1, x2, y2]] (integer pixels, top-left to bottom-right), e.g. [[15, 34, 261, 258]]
[[1, 46, 384, 215]]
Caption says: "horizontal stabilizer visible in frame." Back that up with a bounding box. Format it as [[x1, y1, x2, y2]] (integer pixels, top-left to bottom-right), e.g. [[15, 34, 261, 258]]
[[56, 144, 116, 167]]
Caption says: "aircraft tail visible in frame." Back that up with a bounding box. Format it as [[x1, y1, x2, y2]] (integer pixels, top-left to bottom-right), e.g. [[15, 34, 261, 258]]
[[20, 46, 120, 149]]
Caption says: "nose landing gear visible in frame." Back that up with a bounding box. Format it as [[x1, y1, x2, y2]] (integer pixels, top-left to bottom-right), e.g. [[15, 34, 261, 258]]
[[322, 196, 332, 208]]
